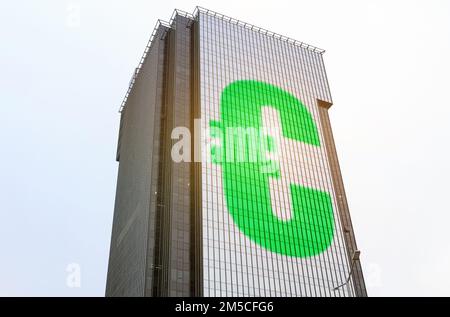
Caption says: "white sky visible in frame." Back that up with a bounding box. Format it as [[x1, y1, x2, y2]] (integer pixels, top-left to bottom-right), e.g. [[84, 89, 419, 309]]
[[1, 0, 449, 296]]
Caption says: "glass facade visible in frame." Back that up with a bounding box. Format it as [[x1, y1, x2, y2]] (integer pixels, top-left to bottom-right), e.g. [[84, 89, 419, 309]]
[[199, 12, 354, 297], [108, 7, 366, 297]]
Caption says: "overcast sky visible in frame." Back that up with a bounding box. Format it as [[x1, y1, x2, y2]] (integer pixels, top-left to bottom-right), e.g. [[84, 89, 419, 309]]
[[1, 0, 449, 296]]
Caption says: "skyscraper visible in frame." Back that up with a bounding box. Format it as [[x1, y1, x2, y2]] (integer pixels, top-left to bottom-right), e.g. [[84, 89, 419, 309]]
[[106, 7, 367, 297]]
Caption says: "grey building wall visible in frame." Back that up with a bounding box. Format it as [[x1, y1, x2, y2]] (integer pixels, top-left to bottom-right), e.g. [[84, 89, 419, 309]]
[[106, 25, 168, 296], [107, 14, 195, 297], [152, 14, 194, 297], [166, 15, 193, 297]]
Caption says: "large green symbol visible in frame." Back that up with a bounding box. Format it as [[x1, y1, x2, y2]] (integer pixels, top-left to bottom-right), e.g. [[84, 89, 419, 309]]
[[210, 80, 334, 257]]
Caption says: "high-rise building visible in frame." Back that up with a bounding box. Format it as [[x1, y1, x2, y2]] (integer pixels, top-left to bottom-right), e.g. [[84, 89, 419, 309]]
[[106, 7, 367, 297]]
